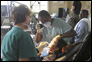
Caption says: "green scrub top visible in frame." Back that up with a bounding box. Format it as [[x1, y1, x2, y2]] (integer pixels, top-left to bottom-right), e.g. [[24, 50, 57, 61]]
[[1, 27, 38, 61], [41, 18, 72, 44]]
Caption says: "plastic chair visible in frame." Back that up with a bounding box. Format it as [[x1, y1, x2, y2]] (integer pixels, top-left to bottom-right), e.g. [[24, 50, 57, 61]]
[[73, 32, 91, 61]]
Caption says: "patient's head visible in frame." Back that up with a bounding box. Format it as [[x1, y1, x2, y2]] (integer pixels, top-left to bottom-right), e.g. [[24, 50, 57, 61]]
[[49, 43, 59, 53], [48, 38, 67, 53]]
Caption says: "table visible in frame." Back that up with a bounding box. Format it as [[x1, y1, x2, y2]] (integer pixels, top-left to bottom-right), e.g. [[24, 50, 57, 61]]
[[1, 25, 11, 29]]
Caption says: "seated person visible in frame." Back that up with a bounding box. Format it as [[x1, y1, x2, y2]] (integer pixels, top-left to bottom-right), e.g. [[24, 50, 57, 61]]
[[48, 35, 67, 54], [37, 35, 70, 61], [74, 10, 91, 42], [38, 11, 91, 60]]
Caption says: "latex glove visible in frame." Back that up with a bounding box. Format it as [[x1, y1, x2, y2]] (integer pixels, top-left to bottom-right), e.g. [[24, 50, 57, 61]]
[[37, 42, 49, 52]]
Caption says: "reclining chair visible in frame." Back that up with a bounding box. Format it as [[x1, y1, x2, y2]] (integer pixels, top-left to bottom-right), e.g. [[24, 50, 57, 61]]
[[73, 32, 91, 61], [55, 32, 91, 61]]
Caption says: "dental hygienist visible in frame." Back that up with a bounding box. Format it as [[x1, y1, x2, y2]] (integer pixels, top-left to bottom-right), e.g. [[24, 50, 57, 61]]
[[36, 10, 76, 45], [1, 5, 38, 61]]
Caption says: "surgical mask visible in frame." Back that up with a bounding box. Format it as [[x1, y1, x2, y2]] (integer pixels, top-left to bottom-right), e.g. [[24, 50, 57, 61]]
[[11, 22, 15, 26], [43, 22, 51, 27], [22, 23, 31, 32]]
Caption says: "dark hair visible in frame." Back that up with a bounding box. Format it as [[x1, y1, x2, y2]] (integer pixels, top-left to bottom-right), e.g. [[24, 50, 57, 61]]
[[38, 10, 50, 17], [11, 5, 32, 24], [81, 10, 89, 18], [55, 38, 67, 54]]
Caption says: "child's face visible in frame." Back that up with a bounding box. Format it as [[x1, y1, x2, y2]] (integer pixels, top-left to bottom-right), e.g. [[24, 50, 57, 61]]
[[49, 43, 59, 53]]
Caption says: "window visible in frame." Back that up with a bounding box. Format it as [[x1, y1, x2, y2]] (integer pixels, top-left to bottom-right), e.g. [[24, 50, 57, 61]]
[[13, 1, 30, 8], [31, 1, 48, 12], [1, 1, 10, 5], [1, 1, 10, 16], [1, 1, 30, 16]]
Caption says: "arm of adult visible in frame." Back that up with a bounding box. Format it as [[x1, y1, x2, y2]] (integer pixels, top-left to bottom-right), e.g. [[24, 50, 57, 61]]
[[36, 29, 43, 43], [60, 29, 76, 38], [60, 19, 76, 38]]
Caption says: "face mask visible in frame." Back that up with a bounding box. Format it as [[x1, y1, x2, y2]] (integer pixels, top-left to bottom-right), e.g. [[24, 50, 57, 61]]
[[43, 22, 51, 27], [11, 22, 15, 26], [22, 23, 31, 32]]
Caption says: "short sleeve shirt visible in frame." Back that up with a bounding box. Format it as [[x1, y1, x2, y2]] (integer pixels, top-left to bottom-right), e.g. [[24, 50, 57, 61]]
[[74, 20, 89, 42], [1, 27, 38, 61], [40, 18, 72, 44]]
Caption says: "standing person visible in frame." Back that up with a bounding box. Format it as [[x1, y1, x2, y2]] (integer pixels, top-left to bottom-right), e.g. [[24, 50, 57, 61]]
[[36, 10, 76, 45], [68, 1, 82, 28], [1, 5, 38, 61], [74, 10, 91, 42]]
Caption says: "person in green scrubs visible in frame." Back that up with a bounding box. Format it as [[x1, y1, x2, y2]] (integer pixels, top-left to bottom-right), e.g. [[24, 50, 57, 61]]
[[1, 5, 38, 61]]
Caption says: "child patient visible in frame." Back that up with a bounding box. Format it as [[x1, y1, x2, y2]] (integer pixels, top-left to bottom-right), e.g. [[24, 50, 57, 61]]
[[40, 35, 68, 61]]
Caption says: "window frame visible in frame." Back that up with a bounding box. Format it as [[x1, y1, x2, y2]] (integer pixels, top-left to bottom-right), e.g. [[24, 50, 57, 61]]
[[31, 1, 48, 13]]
